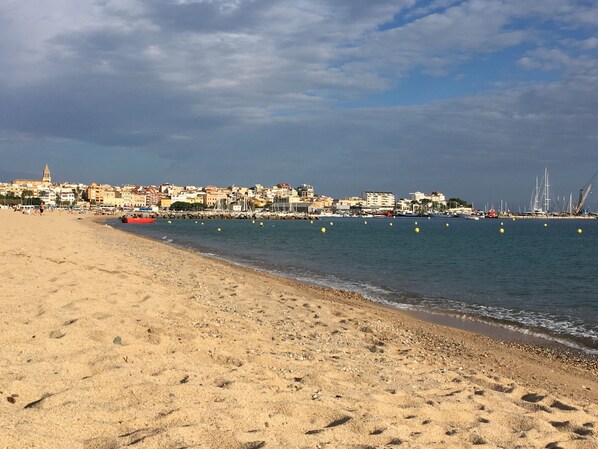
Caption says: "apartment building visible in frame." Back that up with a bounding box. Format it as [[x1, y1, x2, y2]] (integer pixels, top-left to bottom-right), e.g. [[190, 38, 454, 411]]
[[362, 191, 396, 210]]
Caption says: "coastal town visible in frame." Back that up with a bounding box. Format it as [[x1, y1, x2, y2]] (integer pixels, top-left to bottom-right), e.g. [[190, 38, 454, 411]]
[[1, 164, 473, 216], [1, 164, 595, 218]]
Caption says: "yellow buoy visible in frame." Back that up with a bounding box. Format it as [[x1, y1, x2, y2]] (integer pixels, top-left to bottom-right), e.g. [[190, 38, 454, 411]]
[[167, 220, 172, 224], [414, 221, 418, 225], [321, 227, 326, 233], [252, 220, 255, 224], [201, 222, 204, 225], [499, 228, 505, 234], [500, 222, 504, 226], [364, 220, 368, 225], [195, 221, 198, 224], [544, 223, 548, 227], [577, 228, 583, 234], [445, 223, 449, 227], [259, 222, 264, 227], [310, 220, 314, 224], [512, 218, 516, 221], [330, 222, 334, 226], [217, 227, 222, 232], [415, 227, 420, 233], [389, 222, 393, 227]]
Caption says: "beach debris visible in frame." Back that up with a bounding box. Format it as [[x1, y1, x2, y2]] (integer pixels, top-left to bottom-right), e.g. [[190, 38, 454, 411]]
[[24, 393, 54, 409], [215, 379, 232, 389], [113, 336, 122, 345], [6, 395, 16, 404], [180, 375, 189, 384], [521, 393, 545, 403]]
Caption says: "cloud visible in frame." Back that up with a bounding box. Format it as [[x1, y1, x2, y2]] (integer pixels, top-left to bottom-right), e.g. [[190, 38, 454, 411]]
[[1, 0, 597, 207]]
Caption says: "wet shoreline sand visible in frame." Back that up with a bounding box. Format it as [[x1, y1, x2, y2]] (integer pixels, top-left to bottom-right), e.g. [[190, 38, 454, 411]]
[[1, 210, 597, 448]]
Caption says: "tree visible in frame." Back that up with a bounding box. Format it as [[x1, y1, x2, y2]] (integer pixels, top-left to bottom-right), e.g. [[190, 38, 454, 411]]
[[447, 197, 472, 209], [170, 201, 206, 211], [21, 190, 34, 205], [420, 198, 432, 212]]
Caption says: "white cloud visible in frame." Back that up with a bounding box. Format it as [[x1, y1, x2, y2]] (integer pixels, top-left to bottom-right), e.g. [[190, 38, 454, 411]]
[[1, 0, 597, 204]]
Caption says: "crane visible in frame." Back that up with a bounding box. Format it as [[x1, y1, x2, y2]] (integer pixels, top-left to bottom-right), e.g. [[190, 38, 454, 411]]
[[574, 170, 598, 215]]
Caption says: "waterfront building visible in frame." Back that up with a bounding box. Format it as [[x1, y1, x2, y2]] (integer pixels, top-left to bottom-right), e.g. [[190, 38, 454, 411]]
[[85, 183, 107, 204], [202, 189, 228, 208], [410, 191, 447, 206], [141, 186, 161, 206], [160, 198, 172, 209], [396, 198, 414, 213], [57, 189, 76, 205], [337, 197, 364, 208], [102, 190, 124, 207], [270, 183, 295, 199], [38, 189, 57, 206], [270, 195, 317, 213], [120, 190, 147, 207], [296, 184, 315, 199], [362, 191, 396, 210]]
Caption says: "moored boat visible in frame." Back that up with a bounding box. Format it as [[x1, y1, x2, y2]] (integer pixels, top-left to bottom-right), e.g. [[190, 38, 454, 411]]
[[121, 216, 156, 224]]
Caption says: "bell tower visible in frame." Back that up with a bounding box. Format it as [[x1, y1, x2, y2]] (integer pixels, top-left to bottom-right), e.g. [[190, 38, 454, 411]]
[[42, 164, 51, 184]]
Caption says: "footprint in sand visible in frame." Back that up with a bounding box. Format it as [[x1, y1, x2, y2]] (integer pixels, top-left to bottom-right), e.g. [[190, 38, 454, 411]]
[[573, 427, 593, 436], [521, 393, 545, 403], [550, 400, 577, 411]]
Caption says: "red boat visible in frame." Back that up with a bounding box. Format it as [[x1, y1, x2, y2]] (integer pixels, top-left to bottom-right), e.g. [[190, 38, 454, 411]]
[[121, 216, 156, 224]]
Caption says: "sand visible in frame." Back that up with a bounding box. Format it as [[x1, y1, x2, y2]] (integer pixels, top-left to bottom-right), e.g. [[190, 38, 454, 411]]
[[1, 209, 597, 449]]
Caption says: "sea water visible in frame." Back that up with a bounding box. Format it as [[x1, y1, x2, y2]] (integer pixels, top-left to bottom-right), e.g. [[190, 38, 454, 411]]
[[115, 217, 598, 354]]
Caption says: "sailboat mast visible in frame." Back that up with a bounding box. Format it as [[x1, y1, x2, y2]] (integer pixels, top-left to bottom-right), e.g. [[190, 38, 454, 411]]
[[543, 167, 550, 213]]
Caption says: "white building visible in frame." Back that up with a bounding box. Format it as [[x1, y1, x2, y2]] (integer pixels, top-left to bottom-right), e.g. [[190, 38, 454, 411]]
[[38, 189, 57, 206], [362, 191, 396, 210], [410, 191, 447, 206], [57, 189, 76, 205]]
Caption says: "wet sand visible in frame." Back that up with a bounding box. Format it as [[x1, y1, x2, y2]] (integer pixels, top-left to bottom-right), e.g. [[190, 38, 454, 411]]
[[1, 210, 597, 448]]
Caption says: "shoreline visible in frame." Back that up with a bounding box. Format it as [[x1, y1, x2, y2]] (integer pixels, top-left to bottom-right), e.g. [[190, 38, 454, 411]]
[[107, 214, 598, 385], [2, 210, 597, 448], [111, 216, 598, 359]]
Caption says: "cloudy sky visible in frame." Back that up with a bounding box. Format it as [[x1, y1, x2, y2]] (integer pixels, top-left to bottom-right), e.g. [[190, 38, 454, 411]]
[[1, 0, 597, 210]]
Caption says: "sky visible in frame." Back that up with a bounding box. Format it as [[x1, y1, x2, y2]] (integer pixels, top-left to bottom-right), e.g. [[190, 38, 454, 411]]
[[1, 0, 598, 211]]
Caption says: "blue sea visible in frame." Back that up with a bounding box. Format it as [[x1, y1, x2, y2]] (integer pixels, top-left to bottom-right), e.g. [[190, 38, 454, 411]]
[[114, 217, 598, 355]]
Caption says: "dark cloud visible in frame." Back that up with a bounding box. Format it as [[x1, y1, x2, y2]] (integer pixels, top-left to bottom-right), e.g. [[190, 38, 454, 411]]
[[0, 0, 597, 208]]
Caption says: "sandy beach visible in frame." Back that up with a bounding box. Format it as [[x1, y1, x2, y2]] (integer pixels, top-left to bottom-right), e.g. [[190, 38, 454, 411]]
[[1, 210, 597, 449]]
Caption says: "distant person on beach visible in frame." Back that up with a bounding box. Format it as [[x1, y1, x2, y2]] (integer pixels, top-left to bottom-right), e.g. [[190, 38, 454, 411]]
[[39, 201, 44, 215]]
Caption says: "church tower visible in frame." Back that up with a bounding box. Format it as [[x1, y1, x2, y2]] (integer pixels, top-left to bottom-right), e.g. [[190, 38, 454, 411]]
[[42, 164, 51, 184]]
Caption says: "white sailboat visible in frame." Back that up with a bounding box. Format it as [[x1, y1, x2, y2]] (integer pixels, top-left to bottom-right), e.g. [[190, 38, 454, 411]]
[[529, 167, 550, 215]]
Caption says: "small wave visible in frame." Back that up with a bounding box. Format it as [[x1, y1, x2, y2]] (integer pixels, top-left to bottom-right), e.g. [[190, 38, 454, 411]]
[[124, 221, 598, 356]]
